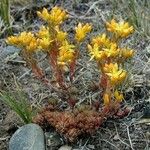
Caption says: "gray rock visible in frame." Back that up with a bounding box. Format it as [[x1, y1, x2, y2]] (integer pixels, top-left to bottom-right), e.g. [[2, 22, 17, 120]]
[[9, 123, 45, 150]]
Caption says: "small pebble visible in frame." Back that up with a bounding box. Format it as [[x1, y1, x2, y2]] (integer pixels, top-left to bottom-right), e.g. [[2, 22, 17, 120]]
[[58, 145, 72, 150]]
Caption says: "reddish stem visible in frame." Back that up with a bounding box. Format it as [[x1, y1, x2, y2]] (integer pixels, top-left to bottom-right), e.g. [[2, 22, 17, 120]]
[[100, 74, 108, 89], [31, 62, 51, 87], [31, 62, 44, 79], [48, 49, 67, 89], [48, 50, 58, 74], [56, 67, 67, 89], [70, 51, 78, 82]]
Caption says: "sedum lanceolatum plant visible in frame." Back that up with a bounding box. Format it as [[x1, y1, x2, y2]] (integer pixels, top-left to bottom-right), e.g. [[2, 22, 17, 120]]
[[6, 7, 134, 141]]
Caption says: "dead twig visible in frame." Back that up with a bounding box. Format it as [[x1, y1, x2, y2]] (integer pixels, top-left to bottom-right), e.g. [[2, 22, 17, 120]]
[[126, 124, 134, 150]]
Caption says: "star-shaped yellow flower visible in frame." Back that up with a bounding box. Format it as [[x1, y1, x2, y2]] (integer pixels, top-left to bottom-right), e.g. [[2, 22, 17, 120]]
[[6, 36, 20, 45], [37, 7, 68, 26], [91, 33, 110, 47], [57, 40, 75, 66], [37, 26, 53, 50], [75, 23, 92, 42], [55, 26, 67, 42], [106, 19, 134, 38], [88, 43, 105, 61], [121, 48, 134, 59], [37, 26, 50, 38], [6, 32, 38, 53], [103, 43, 119, 58], [103, 63, 127, 85]]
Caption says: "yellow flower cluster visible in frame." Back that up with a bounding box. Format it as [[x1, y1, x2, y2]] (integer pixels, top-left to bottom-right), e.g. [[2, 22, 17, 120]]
[[37, 26, 49, 38], [121, 48, 134, 59], [88, 19, 134, 62], [36, 26, 68, 50], [88, 29, 134, 62], [103, 43, 119, 58], [55, 26, 67, 42], [91, 33, 110, 46], [106, 19, 134, 38], [37, 26, 53, 50], [37, 7, 68, 26], [103, 63, 127, 85], [57, 41, 75, 66], [6, 32, 38, 53], [88, 44, 105, 61], [88, 42, 120, 61], [75, 23, 92, 42]]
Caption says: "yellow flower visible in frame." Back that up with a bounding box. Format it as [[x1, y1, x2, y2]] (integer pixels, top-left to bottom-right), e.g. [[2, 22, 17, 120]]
[[106, 19, 134, 38], [103, 63, 116, 73], [6, 36, 20, 45], [55, 26, 67, 42], [37, 8, 50, 22], [121, 48, 134, 59], [6, 32, 38, 53], [75, 23, 92, 42], [103, 93, 110, 106], [37, 26, 53, 50], [57, 40, 75, 66], [37, 26, 50, 38], [26, 39, 38, 52], [88, 43, 105, 61], [114, 90, 123, 103], [38, 38, 53, 50], [20, 32, 38, 52], [18, 32, 36, 46], [103, 63, 127, 85], [91, 33, 110, 46], [103, 43, 119, 58], [37, 7, 68, 25]]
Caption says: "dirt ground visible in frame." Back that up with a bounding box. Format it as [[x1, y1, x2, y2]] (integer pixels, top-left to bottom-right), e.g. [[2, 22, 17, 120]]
[[0, 0, 150, 149]]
